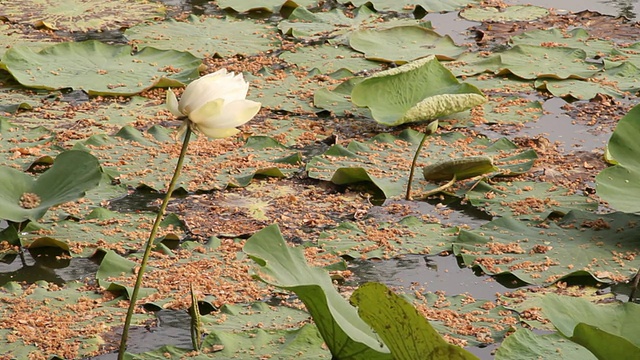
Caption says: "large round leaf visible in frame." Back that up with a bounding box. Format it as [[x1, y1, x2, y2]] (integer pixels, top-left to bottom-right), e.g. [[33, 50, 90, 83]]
[[0, 150, 102, 222], [349, 26, 464, 63], [351, 56, 486, 126], [596, 103, 640, 212], [2, 41, 201, 96], [125, 15, 279, 58], [0, 0, 164, 31]]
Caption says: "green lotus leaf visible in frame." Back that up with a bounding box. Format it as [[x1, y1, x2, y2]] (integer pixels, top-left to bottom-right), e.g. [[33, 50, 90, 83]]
[[128, 323, 327, 359], [280, 44, 381, 74], [351, 283, 479, 360], [596, 103, 640, 212], [319, 216, 458, 260], [278, 5, 377, 42], [460, 5, 549, 22], [2, 41, 201, 96], [464, 181, 598, 219], [0, 150, 101, 223], [541, 294, 640, 360], [307, 129, 535, 198], [510, 28, 614, 59], [339, 0, 479, 13], [403, 291, 513, 346], [74, 126, 301, 192], [20, 208, 184, 257], [439, 95, 543, 126], [497, 45, 600, 80], [244, 224, 392, 359], [0, 24, 58, 59], [495, 328, 597, 360], [0, 280, 147, 360], [454, 210, 640, 285], [349, 26, 465, 64], [0, 0, 164, 31], [216, 0, 318, 13], [279, 6, 431, 45], [246, 67, 331, 113], [0, 117, 54, 169], [351, 56, 486, 126], [125, 15, 279, 58]]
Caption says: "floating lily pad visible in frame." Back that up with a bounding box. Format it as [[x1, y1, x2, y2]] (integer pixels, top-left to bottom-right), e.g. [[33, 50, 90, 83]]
[[20, 207, 184, 257], [460, 5, 549, 22], [246, 67, 329, 113], [497, 45, 600, 80], [313, 77, 370, 117], [0, 150, 101, 223], [125, 15, 279, 58], [0, 24, 59, 59], [279, 6, 431, 45], [350, 56, 486, 126], [464, 181, 598, 219], [440, 95, 543, 126], [216, 0, 318, 13], [0, 280, 146, 360], [319, 216, 458, 260], [495, 328, 598, 360], [0, 117, 54, 169], [405, 291, 514, 346], [510, 28, 614, 59], [349, 26, 465, 64], [280, 44, 381, 74], [340, 0, 479, 13], [129, 323, 328, 359], [541, 294, 640, 359], [454, 210, 640, 285], [0, 0, 164, 31], [535, 78, 623, 99], [350, 283, 478, 360], [596, 103, 640, 212], [307, 129, 536, 198], [2, 41, 201, 96], [74, 126, 302, 192], [13, 96, 171, 138]]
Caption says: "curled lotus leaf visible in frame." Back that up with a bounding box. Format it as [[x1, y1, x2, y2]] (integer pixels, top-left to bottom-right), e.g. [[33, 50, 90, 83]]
[[351, 56, 486, 126]]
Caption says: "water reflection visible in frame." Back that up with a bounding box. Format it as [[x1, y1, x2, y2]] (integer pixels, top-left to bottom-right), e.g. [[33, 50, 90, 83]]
[[348, 254, 507, 300], [0, 247, 99, 286]]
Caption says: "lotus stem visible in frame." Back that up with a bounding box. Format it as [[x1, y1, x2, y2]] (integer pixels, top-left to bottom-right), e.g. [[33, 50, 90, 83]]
[[417, 174, 457, 200], [406, 121, 438, 200], [118, 127, 192, 359], [189, 282, 202, 350]]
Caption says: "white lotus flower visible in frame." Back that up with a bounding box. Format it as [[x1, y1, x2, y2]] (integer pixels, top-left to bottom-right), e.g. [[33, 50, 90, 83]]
[[166, 69, 261, 139]]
